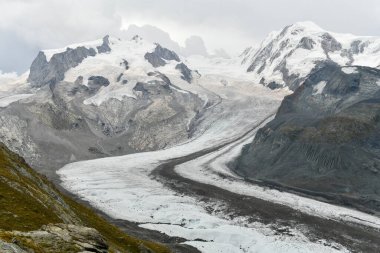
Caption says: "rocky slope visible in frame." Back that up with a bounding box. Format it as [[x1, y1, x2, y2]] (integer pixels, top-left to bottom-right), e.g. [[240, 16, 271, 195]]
[[0, 142, 170, 252], [0, 224, 108, 253], [0, 35, 204, 175], [234, 63, 380, 214], [241, 21, 380, 90]]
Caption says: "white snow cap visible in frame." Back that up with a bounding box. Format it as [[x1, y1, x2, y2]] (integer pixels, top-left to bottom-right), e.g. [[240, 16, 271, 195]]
[[289, 21, 324, 32]]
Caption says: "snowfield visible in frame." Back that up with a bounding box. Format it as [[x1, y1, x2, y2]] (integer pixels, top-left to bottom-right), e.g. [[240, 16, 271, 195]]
[[0, 94, 34, 107], [0, 71, 33, 107]]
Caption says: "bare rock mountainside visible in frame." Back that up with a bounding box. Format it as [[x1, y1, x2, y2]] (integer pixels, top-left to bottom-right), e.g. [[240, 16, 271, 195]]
[[0, 143, 169, 252], [0, 36, 203, 175], [234, 63, 380, 214], [241, 21, 380, 90]]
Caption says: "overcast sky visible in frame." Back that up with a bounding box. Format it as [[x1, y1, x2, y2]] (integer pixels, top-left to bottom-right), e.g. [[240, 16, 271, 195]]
[[1, 0, 380, 73]]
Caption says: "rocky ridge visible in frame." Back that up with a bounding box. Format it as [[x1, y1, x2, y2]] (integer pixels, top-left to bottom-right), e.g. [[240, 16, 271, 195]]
[[234, 63, 380, 214]]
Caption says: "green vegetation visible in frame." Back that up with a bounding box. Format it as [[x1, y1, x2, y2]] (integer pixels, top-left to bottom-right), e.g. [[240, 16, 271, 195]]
[[0, 143, 170, 253]]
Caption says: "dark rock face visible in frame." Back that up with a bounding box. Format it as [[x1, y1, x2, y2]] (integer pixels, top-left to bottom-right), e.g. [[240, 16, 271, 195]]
[[96, 35, 111, 54], [298, 37, 316, 50], [175, 63, 193, 83], [27, 36, 113, 88], [321, 33, 342, 54], [350, 40, 369, 55], [133, 78, 171, 98], [88, 76, 110, 86], [154, 44, 180, 62], [234, 64, 380, 213], [144, 44, 180, 67], [87, 76, 110, 93], [145, 52, 166, 67], [28, 47, 97, 87], [120, 59, 129, 70], [267, 81, 283, 90]]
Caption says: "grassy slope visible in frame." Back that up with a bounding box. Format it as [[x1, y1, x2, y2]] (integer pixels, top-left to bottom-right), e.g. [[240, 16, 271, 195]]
[[0, 143, 170, 253]]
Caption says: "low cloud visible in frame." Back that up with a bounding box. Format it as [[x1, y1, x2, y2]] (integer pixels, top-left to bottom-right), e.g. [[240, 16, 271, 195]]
[[0, 0, 379, 73]]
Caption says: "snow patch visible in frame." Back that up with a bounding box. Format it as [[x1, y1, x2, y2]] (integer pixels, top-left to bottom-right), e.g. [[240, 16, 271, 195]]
[[0, 94, 34, 107], [43, 38, 104, 62], [341, 67, 358, 74], [0, 71, 28, 92], [313, 81, 327, 95]]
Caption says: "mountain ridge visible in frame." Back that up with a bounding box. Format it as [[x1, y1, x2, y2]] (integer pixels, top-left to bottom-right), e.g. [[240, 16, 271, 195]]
[[241, 21, 380, 90], [234, 63, 380, 214]]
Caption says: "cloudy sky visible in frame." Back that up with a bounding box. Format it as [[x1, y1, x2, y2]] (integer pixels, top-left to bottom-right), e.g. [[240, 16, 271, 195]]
[[1, 0, 380, 73]]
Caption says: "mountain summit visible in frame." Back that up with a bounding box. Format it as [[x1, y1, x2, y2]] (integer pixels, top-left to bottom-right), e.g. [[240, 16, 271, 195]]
[[242, 21, 380, 90]]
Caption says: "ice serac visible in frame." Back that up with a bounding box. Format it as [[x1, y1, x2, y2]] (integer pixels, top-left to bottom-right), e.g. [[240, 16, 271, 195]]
[[144, 43, 180, 67], [234, 63, 380, 214], [243, 21, 380, 90]]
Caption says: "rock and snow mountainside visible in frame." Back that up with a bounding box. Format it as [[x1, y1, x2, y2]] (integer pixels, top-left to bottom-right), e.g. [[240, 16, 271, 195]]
[[242, 21, 380, 90], [234, 63, 380, 213], [3, 22, 380, 252], [0, 35, 205, 174]]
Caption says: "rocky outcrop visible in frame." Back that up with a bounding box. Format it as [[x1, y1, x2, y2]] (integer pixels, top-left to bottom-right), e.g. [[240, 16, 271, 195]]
[[27, 48, 97, 88], [145, 44, 180, 67], [87, 76, 110, 93], [234, 64, 380, 213], [0, 239, 27, 253], [96, 35, 111, 54], [27, 36, 112, 88], [320, 33, 342, 54], [175, 63, 193, 83], [298, 37, 316, 50], [0, 224, 108, 253]]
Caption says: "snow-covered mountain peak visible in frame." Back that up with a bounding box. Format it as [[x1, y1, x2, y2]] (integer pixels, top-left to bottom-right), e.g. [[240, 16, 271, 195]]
[[244, 21, 380, 90], [26, 34, 198, 91], [286, 21, 324, 33]]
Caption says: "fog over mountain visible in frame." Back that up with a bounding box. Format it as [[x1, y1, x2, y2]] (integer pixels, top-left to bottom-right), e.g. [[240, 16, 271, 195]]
[[121, 24, 212, 57], [1, 0, 380, 74]]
